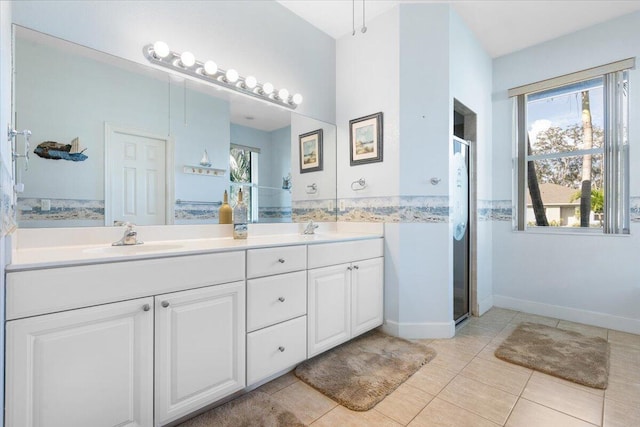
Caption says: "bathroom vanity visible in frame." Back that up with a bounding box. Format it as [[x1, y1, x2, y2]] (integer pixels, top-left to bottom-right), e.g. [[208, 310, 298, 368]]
[[4, 225, 383, 427]]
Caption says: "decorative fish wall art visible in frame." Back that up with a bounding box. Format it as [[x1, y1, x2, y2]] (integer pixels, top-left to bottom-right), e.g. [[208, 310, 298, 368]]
[[34, 137, 88, 161]]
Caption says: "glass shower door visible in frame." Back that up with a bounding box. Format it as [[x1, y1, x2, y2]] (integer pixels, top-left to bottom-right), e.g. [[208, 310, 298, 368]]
[[452, 136, 469, 323]]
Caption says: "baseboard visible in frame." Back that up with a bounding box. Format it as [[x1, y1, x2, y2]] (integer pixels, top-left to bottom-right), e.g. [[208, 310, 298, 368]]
[[382, 319, 455, 339], [477, 295, 493, 316], [493, 295, 640, 335]]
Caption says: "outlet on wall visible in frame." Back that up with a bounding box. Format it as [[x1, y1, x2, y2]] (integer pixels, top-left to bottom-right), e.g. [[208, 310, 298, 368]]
[[339, 199, 346, 212], [41, 199, 51, 211], [327, 200, 333, 211]]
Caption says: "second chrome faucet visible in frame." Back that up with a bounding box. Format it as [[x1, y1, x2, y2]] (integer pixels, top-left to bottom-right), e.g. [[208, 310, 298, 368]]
[[112, 222, 143, 246]]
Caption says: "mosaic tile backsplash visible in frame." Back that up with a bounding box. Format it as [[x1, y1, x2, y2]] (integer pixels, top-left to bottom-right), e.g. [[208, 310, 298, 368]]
[[174, 201, 219, 221], [11, 195, 640, 226], [18, 198, 104, 223]]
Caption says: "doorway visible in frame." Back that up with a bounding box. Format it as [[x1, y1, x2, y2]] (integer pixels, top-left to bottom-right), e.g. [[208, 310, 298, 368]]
[[452, 100, 476, 324], [105, 124, 174, 226]]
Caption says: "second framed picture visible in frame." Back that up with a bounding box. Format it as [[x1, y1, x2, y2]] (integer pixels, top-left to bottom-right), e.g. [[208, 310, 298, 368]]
[[299, 128, 323, 173], [350, 111, 383, 166]]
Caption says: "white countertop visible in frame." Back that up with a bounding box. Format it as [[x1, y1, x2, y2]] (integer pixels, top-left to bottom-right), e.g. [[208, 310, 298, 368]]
[[7, 231, 383, 271]]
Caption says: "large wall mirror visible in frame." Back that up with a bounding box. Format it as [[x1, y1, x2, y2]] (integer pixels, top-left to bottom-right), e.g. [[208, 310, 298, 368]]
[[13, 26, 337, 228]]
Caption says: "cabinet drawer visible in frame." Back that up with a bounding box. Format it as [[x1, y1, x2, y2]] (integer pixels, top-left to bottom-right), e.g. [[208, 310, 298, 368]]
[[247, 316, 307, 385], [6, 251, 245, 320], [247, 271, 306, 332], [308, 238, 383, 269], [247, 246, 307, 278]]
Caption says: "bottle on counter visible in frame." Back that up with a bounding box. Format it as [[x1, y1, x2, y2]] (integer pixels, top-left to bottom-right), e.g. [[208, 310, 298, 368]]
[[233, 188, 248, 239], [219, 190, 232, 224]]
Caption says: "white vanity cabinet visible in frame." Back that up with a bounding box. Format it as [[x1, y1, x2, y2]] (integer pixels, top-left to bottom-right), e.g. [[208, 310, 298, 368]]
[[246, 246, 308, 385], [5, 251, 246, 427], [154, 281, 245, 426], [4, 234, 384, 426], [307, 239, 384, 357], [5, 297, 155, 427]]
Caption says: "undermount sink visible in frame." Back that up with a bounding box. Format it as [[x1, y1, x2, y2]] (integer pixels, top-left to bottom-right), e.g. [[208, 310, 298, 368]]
[[83, 243, 185, 255]]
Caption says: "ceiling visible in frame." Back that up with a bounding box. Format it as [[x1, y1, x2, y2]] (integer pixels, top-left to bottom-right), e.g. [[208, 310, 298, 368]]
[[277, 0, 640, 58]]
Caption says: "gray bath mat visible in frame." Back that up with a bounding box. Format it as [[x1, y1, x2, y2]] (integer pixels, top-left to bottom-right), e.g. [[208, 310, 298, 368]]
[[177, 390, 304, 427], [495, 322, 610, 389], [294, 330, 437, 411]]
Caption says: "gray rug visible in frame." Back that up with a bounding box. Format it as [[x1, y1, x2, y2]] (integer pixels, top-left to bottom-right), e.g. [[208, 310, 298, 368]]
[[495, 322, 610, 389], [294, 330, 437, 411], [178, 391, 304, 427]]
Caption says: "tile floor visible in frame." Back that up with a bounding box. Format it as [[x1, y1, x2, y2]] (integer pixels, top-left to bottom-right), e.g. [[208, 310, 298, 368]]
[[256, 308, 640, 426]]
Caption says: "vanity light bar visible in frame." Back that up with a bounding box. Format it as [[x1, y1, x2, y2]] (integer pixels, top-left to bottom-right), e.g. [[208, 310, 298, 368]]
[[143, 42, 303, 110]]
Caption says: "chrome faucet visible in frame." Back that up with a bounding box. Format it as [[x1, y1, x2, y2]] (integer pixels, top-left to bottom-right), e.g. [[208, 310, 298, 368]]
[[112, 222, 143, 246], [303, 220, 319, 235]]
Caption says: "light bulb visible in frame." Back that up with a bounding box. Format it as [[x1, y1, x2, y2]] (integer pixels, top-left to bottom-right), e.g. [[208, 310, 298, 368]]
[[180, 51, 195, 68], [203, 60, 218, 76], [278, 88, 290, 102], [262, 82, 274, 95], [226, 69, 239, 83], [245, 75, 257, 89], [153, 41, 170, 59], [292, 93, 303, 105]]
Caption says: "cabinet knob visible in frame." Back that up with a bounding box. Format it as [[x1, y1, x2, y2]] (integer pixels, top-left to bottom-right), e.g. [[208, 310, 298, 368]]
[[161, 301, 170, 308], [347, 266, 353, 271], [142, 304, 151, 312], [278, 297, 286, 302], [278, 346, 285, 352], [353, 265, 359, 270], [278, 258, 285, 263]]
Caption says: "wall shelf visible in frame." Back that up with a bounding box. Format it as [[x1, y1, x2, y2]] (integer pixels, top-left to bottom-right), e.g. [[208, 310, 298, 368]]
[[183, 165, 226, 177]]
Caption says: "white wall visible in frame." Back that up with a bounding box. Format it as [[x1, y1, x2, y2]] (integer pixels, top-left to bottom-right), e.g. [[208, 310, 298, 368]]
[[396, 3, 452, 336], [449, 9, 494, 314], [336, 7, 400, 201], [336, 7, 403, 330], [336, 4, 492, 338], [11, 0, 335, 124], [492, 12, 640, 334]]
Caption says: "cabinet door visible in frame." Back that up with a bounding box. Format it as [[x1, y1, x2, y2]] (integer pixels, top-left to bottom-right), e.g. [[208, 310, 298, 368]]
[[6, 297, 154, 427], [351, 257, 384, 337], [307, 264, 351, 357], [155, 281, 245, 426]]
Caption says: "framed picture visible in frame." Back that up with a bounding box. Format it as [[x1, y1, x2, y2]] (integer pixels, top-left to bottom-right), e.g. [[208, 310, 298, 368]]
[[299, 128, 323, 173], [350, 112, 383, 166]]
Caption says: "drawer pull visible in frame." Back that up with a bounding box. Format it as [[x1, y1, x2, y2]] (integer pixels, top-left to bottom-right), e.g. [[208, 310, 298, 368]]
[[278, 297, 286, 302], [278, 258, 285, 263], [278, 346, 286, 352], [353, 265, 359, 270], [161, 300, 170, 308], [347, 266, 353, 271], [142, 304, 151, 312]]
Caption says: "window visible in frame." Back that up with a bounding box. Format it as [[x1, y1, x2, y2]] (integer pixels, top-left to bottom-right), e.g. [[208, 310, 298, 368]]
[[511, 59, 633, 234], [230, 144, 259, 222]]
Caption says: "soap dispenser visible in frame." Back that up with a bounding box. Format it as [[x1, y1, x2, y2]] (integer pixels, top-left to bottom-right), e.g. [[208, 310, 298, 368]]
[[233, 188, 248, 239], [219, 190, 232, 224]]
